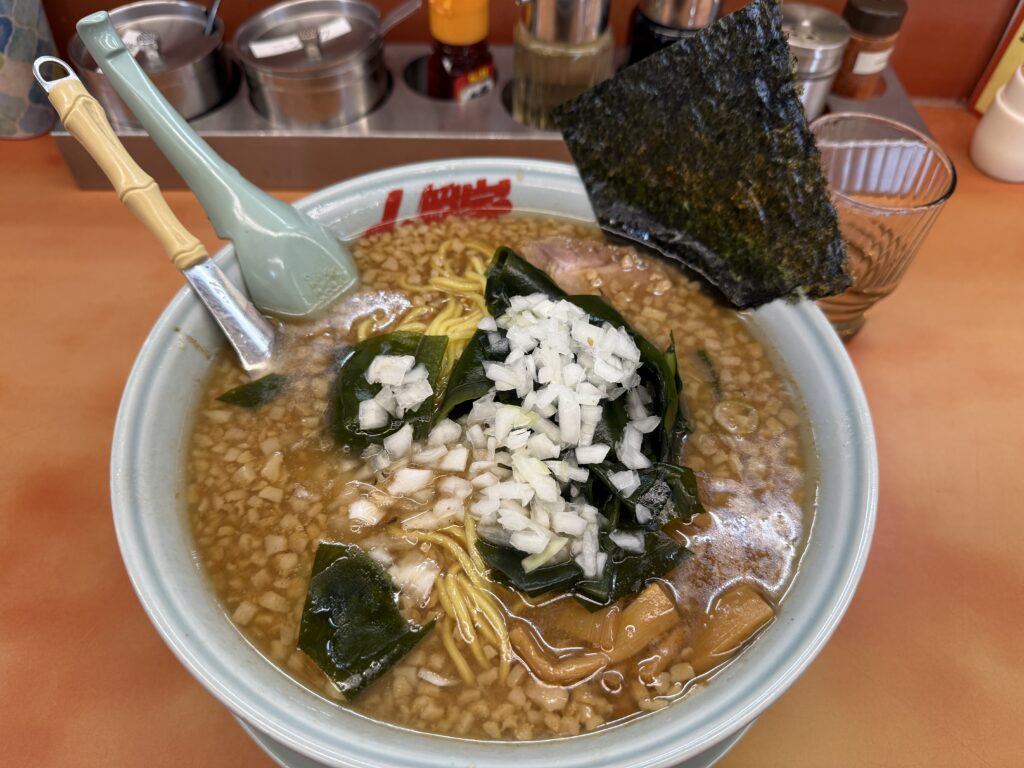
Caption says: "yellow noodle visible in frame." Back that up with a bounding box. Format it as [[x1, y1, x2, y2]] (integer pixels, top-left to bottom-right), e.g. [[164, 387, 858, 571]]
[[463, 514, 486, 574], [440, 619, 475, 685], [432, 276, 484, 293], [463, 239, 495, 256], [446, 573, 478, 643], [439, 576, 475, 648], [395, 322, 427, 334], [454, 573, 500, 648], [356, 316, 375, 341], [397, 306, 430, 325], [435, 578, 475, 676], [469, 586, 512, 683], [391, 528, 486, 589]]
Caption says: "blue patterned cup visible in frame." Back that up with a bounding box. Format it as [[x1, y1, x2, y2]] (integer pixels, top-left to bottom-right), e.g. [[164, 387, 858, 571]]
[[0, 0, 57, 138]]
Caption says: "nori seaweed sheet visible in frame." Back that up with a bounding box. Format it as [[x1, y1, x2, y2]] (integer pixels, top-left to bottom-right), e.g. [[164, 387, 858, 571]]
[[553, 0, 849, 309]]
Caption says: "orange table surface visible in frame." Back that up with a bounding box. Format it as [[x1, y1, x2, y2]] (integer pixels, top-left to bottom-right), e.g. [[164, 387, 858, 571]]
[[2, 106, 1022, 767]]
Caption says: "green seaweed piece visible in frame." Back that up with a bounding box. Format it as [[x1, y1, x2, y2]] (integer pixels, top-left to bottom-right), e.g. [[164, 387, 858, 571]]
[[217, 373, 287, 408], [553, 0, 849, 309], [476, 539, 583, 597], [327, 331, 448, 449], [435, 328, 509, 422], [590, 462, 703, 530], [298, 542, 432, 698], [575, 531, 691, 609], [485, 246, 566, 316]]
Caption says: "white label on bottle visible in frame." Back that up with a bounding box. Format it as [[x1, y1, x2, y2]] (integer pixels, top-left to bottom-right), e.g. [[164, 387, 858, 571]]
[[852, 48, 894, 75], [317, 17, 352, 43], [249, 17, 352, 59], [249, 34, 303, 59]]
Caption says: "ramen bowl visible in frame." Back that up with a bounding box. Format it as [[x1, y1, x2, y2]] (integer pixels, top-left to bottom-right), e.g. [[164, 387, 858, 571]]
[[111, 158, 877, 767]]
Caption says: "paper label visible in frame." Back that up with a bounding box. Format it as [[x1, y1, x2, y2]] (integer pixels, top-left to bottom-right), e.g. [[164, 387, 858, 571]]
[[249, 17, 352, 59], [318, 17, 352, 44], [453, 64, 496, 104], [852, 48, 893, 75]]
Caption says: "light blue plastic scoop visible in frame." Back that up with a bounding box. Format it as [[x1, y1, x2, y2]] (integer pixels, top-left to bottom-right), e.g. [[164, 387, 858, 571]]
[[76, 12, 359, 319]]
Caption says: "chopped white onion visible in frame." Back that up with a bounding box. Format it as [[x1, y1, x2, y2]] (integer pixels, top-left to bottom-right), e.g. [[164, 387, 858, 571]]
[[358, 399, 389, 431], [348, 498, 384, 526], [388, 467, 434, 495], [438, 445, 469, 472], [610, 530, 645, 553], [411, 445, 447, 466], [366, 355, 415, 386], [383, 423, 413, 459], [609, 469, 641, 497], [428, 419, 462, 446], [575, 443, 610, 465]]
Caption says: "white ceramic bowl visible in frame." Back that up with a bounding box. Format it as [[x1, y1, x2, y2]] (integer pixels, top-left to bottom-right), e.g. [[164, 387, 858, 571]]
[[111, 158, 877, 768]]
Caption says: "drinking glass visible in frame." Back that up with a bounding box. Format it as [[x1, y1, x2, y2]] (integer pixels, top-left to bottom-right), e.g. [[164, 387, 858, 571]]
[[811, 113, 956, 340]]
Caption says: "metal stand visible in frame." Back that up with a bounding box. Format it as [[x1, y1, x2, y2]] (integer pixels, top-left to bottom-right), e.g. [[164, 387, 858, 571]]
[[51, 44, 927, 190]]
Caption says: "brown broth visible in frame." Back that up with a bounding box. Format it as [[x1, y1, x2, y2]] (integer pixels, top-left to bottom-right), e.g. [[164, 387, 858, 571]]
[[186, 214, 814, 740]]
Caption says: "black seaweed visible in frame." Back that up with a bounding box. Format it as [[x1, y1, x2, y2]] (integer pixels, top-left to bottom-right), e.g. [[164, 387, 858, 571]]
[[298, 542, 432, 698], [553, 0, 849, 309], [217, 373, 287, 408]]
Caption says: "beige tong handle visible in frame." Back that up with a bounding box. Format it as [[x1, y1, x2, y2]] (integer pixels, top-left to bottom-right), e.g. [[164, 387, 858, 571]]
[[33, 57, 207, 270]]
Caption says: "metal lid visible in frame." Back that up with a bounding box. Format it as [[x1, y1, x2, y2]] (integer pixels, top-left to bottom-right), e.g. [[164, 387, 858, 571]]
[[520, 0, 610, 45], [234, 0, 383, 74], [781, 3, 851, 76], [638, 0, 719, 31], [842, 0, 907, 37], [71, 0, 223, 74]]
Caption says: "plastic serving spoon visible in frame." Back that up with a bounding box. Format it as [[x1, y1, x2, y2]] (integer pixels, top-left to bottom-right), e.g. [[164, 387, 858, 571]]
[[75, 11, 359, 319], [34, 57, 276, 375]]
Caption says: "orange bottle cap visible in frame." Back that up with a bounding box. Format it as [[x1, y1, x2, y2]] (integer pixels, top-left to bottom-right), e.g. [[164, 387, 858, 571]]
[[429, 0, 489, 46]]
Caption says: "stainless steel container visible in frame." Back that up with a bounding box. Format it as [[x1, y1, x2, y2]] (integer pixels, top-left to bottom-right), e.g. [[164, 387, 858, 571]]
[[233, 0, 418, 129], [781, 3, 851, 121], [69, 0, 233, 129], [638, 0, 720, 30], [521, 0, 611, 45]]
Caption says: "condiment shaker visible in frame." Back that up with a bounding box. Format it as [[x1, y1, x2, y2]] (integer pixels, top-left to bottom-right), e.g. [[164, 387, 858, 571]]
[[831, 0, 907, 100], [780, 4, 850, 121], [971, 64, 1024, 183]]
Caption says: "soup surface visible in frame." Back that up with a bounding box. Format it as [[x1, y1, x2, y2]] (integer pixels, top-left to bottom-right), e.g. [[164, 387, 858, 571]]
[[186, 214, 813, 740]]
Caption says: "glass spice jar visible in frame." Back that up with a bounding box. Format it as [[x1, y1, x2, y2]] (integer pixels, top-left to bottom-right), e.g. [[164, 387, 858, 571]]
[[831, 0, 907, 100]]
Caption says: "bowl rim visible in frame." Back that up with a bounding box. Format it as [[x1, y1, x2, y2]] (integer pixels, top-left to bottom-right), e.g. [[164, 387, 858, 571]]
[[111, 157, 877, 768]]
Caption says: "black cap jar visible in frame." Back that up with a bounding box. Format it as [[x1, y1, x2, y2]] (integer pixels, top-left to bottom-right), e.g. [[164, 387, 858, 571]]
[[831, 0, 908, 100]]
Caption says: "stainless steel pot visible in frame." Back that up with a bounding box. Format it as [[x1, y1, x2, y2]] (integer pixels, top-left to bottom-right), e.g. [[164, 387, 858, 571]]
[[68, 0, 233, 129], [233, 0, 419, 129]]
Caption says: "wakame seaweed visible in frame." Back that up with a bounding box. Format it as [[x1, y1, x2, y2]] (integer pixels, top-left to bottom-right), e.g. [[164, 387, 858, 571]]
[[298, 542, 432, 698], [217, 373, 287, 408], [328, 331, 448, 449], [590, 462, 703, 530], [475, 533, 690, 609], [575, 531, 691, 609], [435, 328, 510, 422], [456, 249, 699, 607], [553, 0, 849, 309]]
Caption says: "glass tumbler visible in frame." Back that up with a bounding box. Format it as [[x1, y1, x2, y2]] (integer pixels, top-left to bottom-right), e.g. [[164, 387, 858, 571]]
[[811, 113, 956, 340]]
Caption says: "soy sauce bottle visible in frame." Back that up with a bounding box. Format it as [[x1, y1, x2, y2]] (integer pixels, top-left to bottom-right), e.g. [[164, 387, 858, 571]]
[[426, 0, 496, 102]]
